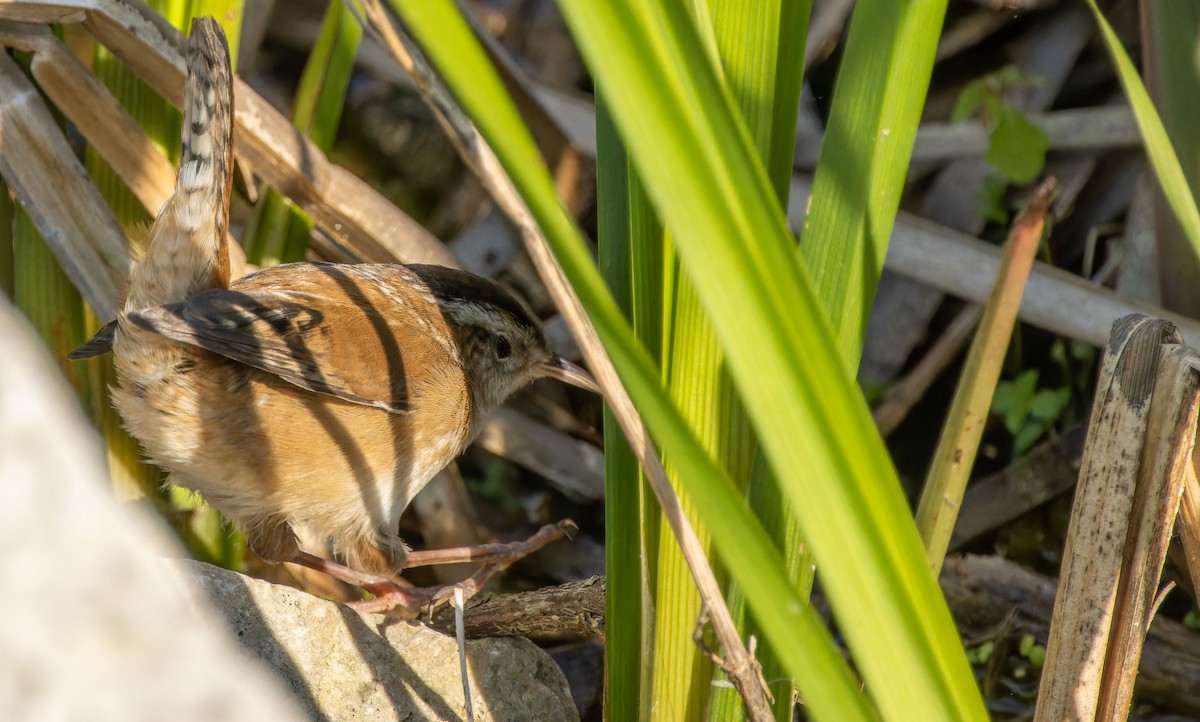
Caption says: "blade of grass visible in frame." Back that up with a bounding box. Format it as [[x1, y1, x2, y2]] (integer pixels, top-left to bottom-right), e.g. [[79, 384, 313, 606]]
[[915, 178, 1054, 576], [364, 2, 774, 714], [12, 207, 89, 396], [245, 0, 361, 266], [698, 2, 811, 719], [650, 0, 780, 708], [1085, 0, 1200, 262], [385, 2, 872, 719], [765, 0, 808, 202], [1138, 2, 1200, 315], [597, 95, 660, 720], [551, 1, 986, 719], [801, 0, 949, 365]]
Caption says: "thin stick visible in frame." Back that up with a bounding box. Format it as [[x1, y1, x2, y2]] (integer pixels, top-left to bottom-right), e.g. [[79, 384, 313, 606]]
[[356, 1, 773, 717], [915, 177, 1056, 575], [454, 587, 474, 722]]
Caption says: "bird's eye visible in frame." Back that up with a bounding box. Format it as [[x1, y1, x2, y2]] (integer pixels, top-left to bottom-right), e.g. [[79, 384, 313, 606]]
[[493, 333, 512, 360]]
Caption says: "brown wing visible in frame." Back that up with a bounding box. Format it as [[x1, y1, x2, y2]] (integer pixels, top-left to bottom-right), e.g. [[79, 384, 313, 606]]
[[127, 263, 456, 414]]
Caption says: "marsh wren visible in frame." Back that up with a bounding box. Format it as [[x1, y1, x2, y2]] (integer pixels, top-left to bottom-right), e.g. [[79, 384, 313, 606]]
[[72, 18, 596, 607]]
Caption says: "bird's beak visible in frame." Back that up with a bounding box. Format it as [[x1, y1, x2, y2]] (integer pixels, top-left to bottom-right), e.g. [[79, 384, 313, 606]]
[[539, 355, 600, 393]]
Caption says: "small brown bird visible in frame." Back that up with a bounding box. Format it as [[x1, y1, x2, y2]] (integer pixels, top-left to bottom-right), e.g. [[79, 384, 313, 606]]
[[72, 18, 595, 607]]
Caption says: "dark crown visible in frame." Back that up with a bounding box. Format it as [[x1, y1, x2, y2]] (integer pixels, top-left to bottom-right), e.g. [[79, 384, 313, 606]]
[[406, 265, 544, 341]]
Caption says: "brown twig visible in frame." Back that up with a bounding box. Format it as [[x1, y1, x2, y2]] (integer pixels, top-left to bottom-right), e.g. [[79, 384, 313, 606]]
[[356, 1, 774, 717]]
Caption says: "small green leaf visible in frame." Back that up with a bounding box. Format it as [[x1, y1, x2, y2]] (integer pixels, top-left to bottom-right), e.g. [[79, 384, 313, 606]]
[[993, 65, 1028, 86], [1013, 421, 1047, 456], [1018, 634, 1034, 656], [1018, 634, 1046, 668], [998, 370, 1038, 434], [1049, 339, 1068, 366], [862, 379, 887, 405], [987, 107, 1050, 184], [966, 640, 994, 664], [1184, 608, 1200, 630], [991, 382, 1015, 416], [1070, 340, 1097, 363], [170, 485, 205, 511], [1015, 369, 1039, 398], [1030, 387, 1070, 422], [1085, 0, 1200, 260], [951, 80, 989, 123]]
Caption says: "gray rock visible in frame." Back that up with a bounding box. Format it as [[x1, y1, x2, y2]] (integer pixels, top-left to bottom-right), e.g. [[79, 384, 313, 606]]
[[182, 560, 580, 722]]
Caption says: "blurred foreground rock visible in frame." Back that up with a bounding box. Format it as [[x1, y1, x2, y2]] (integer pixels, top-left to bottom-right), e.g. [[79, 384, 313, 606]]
[[0, 296, 577, 722], [0, 298, 304, 722]]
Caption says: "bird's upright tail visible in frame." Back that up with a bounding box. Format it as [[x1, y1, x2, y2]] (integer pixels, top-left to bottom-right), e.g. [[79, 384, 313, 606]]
[[123, 17, 233, 312]]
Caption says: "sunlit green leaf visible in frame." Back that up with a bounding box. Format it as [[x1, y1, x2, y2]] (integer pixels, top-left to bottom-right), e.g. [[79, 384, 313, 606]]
[[1085, 0, 1200, 260]]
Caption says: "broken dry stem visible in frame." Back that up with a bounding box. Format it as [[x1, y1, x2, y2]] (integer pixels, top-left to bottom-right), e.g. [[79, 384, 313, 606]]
[[916, 176, 1056, 575], [1034, 315, 1200, 721], [1094, 346, 1200, 719]]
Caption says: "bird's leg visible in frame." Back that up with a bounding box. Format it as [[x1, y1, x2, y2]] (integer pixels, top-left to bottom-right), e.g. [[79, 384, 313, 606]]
[[347, 520, 577, 615], [288, 551, 432, 616], [404, 520, 577, 567], [285, 521, 574, 616]]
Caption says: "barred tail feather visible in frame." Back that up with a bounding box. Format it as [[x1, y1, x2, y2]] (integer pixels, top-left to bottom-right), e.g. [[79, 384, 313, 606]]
[[179, 17, 233, 240], [124, 17, 233, 311]]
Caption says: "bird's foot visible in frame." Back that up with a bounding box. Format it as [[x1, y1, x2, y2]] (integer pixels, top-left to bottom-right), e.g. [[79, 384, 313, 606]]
[[290, 520, 577, 618], [288, 551, 428, 616]]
